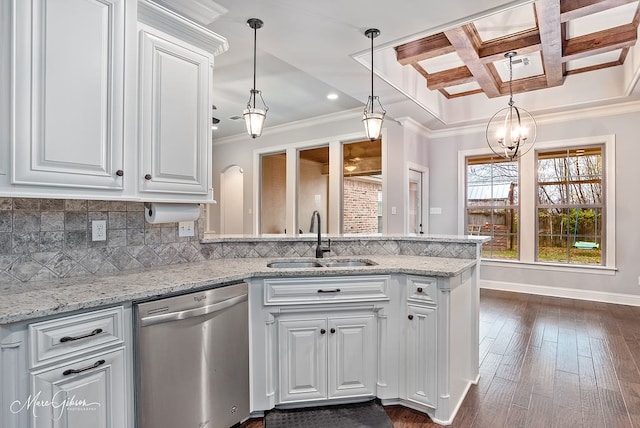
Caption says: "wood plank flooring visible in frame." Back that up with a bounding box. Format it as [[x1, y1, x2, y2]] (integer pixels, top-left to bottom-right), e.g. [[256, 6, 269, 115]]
[[241, 289, 640, 427]]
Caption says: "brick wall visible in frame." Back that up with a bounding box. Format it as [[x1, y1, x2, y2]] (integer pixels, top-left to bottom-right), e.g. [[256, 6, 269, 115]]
[[343, 178, 381, 234]]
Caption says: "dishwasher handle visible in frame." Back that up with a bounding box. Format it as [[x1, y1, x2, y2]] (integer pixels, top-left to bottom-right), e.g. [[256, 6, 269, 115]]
[[139, 293, 247, 327]]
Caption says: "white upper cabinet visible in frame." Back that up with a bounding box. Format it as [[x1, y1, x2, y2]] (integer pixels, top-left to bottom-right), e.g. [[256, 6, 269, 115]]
[[11, 0, 125, 192], [136, 1, 227, 202], [1, 0, 227, 201], [137, 28, 211, 198]]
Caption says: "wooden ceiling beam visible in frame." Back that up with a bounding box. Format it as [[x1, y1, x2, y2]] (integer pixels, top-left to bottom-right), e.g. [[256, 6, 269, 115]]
[[395, 33, 456, 65], [444, 24, 502, 97], [478, 29, 541, 63], [426, 66, 475, 90], [560, 0, 638, 23], [536, 0, 564, 87], [563, 23, 637, 61], [499, 75, 550, 94]]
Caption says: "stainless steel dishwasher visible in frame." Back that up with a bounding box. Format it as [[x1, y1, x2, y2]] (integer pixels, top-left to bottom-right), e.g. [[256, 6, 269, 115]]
[[134, 282, 249, 428]]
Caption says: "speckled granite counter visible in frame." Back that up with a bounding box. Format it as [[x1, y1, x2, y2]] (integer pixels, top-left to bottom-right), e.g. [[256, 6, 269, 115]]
[[0, 255, 475, 325]]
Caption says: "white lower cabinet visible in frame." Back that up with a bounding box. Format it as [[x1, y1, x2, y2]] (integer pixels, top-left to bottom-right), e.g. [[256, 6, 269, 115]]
[[0, 305, 132, 428], [278, 313, 377, 404], [30, 347, 126, 428], [405, 304, 437, 407]]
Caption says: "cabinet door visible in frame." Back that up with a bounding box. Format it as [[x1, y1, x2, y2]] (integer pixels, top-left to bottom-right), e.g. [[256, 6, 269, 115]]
[[30, 348, 126, 428], [278, 318, 327, 403], [406, 304, 437, 407], [138, 28, 212, 198], [327, 315, 376, 398], [11, 0, 124, 190]]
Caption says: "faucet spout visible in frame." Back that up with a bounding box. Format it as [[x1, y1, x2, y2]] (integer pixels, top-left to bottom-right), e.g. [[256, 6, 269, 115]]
[[310, 210, 330, 258]]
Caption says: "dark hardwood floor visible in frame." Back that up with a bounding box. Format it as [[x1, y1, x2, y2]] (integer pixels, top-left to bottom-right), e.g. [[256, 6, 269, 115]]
[[241, 289, 640, 427]]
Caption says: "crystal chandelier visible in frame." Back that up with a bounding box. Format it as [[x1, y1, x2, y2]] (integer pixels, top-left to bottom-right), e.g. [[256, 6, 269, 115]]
[[485, 52, 536, 160]]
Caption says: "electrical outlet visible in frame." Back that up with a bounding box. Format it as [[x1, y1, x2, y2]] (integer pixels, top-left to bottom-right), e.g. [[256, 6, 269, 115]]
[[92, 220, 107, 241], [179, 221, 195, 237]]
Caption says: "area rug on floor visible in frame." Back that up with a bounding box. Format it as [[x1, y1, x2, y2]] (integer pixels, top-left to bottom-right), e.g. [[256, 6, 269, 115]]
[[264, 399, 393, 428]]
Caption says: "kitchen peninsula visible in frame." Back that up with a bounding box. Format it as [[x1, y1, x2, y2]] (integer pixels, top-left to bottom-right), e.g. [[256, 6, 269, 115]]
[[0, 235, 486, 426]]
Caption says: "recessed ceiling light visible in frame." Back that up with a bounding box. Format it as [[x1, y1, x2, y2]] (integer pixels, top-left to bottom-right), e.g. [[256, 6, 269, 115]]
[[211, 125, 219, 130], [327, 93, 339, 100]]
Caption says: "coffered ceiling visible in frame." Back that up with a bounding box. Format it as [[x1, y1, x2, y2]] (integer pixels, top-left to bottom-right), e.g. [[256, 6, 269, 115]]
[[394, 0, 640, 99], [153, 0, 640, 139]]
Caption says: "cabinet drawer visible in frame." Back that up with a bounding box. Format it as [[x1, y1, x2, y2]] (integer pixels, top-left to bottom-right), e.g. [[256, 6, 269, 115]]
[[264, 276, 389, 305], [29, 307, 124, 368], [407, 276, 438, 305]]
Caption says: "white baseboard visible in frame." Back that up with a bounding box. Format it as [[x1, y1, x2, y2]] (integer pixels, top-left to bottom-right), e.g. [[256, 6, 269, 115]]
[[481, 280, 640, 306]]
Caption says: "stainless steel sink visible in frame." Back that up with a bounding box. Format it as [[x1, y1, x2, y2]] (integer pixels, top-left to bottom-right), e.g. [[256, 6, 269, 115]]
[[267, 261, 323, 268], [267, 259, 376, 268], [322, 260, 377, 267]]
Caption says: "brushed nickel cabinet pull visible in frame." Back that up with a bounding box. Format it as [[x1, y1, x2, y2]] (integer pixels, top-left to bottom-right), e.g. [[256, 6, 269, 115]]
[[63, 359, 106, 376], [60, 328, 103, 343]]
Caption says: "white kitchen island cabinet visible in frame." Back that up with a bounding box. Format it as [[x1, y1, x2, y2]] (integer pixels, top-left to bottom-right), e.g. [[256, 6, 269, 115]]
[[278, 313, 377, 404], [250, 268, 479, 425]]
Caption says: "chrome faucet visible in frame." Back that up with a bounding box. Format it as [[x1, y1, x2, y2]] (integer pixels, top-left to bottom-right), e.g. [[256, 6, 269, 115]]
[[310, 210, 331, 258]]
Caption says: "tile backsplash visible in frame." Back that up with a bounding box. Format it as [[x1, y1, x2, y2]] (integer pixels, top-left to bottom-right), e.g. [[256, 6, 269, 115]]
[[0, 198, 204, 283], [0, 197, 479, 285]]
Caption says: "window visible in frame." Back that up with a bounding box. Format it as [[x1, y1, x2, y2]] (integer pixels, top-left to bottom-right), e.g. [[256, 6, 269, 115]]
[[260, 152, 286, 234], [342, 140, 383, 234], [536, 146, 603, 265], [253, 135, 387, 235], [465, 156, 519, 259], [460, 135, 614, 269]]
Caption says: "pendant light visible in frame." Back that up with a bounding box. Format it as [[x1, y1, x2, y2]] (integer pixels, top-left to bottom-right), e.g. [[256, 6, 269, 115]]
[[485, 52, 536, 160], [362, 28, 386, 141], [243, 18, 268, 139]]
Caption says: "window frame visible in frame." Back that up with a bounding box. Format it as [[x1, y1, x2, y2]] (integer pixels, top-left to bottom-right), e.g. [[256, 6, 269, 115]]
[[464, 155, 520, 260], [458, 134, 616, 270], [535, 145, 605, 265]]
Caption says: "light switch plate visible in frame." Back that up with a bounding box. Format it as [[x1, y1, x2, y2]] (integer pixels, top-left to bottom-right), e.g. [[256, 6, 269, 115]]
[[179, 221, 195, 237]]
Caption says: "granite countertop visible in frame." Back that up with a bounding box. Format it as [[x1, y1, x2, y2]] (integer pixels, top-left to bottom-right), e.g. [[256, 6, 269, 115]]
[[0, 255, 476, 325]]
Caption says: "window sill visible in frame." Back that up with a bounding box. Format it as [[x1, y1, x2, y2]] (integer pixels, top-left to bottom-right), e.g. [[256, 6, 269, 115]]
[[481, 258, 617, 276]]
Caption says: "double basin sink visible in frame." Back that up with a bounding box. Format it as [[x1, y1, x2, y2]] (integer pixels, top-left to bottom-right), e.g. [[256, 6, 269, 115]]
[[267, 259, 377, 269]]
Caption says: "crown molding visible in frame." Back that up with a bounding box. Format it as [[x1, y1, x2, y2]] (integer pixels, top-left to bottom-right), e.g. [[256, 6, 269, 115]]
[[212, 107, 364, 146], [428, 99, 640, 139]]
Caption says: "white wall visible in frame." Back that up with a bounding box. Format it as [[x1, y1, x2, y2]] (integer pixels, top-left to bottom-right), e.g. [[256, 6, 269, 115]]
[[427, 108, 640, 301], [210, 112, 427, 235]]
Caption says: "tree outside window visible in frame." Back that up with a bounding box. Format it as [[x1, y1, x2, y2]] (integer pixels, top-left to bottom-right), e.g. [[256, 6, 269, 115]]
[[466, 156, 519, 260], [536, 146, 604, 265]]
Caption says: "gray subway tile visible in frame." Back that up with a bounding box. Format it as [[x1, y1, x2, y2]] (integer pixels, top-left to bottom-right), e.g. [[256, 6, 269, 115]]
[[65, 212, 87, 231], [13, 212, 40, 232], [40, 199, 64, 211], [109, 212, 127, 229], [127, 211, 145, 229], [13, 198, 39, 210], [0, 198, 12, 210], [0, 211, 11, 232], [64, 230, 88, 250], [65, 200, 87, 211], [40, 211, 64, 231], [40, 231, 64, 252]]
